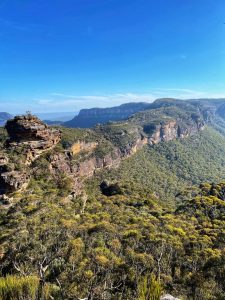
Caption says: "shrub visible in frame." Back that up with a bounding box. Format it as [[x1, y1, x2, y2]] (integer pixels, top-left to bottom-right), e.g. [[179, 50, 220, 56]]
[[138, 274, 162, 300], [0, 275, 39, 300]]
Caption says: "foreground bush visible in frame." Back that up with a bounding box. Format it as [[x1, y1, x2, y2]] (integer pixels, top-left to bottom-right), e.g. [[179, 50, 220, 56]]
[[0, 275, 39, 300]]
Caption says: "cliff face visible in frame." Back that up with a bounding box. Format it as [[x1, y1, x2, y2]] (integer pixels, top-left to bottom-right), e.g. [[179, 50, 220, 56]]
[[49, 135, 148, 194], [63, 102, 150, 128], [71, 141, 98, 155], [146, 119, 204, 145], [147, 121, 178, 144], [0, 103, 206, 198], [48, 117, 203, 196]]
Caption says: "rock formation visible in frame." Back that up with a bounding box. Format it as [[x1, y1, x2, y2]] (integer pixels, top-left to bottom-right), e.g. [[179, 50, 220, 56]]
[[145, 119, 204, 145], [0, 171, 29, 195], [0, 103, 206, 198], [71, 141, 98, 155], [5, 114, 61, 162], [0, 115, 61, 196], [6, 114, 59, 141]]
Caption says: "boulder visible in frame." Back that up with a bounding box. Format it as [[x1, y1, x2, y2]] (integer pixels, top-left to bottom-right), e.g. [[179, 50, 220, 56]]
[[161, 294, 181, 300]]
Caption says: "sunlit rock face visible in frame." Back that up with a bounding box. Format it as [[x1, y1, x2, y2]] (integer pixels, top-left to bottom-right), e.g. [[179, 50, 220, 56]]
[[5, 114, 61, 164], [0, 104, 206, 198], [0, 115, 61, 196], [5, 114, 61, 145]]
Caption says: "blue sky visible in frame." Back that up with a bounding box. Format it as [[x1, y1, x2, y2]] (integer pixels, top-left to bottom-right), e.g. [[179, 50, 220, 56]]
[[0, 0, 225, 113]]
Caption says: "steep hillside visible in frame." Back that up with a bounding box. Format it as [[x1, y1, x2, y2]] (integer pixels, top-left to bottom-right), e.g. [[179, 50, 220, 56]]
[[2, 100, 225, 299], [0, 101, 204, 199], [90, 126, 225, 205], [63, 102, 151, 128], [1, 160, 225, 299]]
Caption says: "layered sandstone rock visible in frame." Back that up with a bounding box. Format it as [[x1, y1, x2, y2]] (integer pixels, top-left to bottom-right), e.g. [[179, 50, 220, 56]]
[[0, 110, 205, 198], [0, 115, 61, 196], [5, 114, 61, 159], [145, 119, 204, 145], [48, 135, 149, 196], [71, 141, 98, 155], [0, 171, 29, 195]]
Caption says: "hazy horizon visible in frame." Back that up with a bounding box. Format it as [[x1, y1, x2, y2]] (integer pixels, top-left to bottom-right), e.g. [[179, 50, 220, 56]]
[[3, 95, 225, 116]]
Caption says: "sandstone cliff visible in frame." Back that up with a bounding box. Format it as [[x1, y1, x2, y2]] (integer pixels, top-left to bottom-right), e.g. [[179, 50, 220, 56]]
[[46, 116, 204, 196], [0, 104, 205, 198], [64, 102, 150, 128]]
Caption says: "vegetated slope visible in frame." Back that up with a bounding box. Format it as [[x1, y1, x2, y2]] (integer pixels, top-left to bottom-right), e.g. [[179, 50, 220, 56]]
[[1, 158, 225, 299], [2, 100, 225, 299], [63, 102, 151, 128], [88, 126, 225, 205], [0, 101, 204, 198]]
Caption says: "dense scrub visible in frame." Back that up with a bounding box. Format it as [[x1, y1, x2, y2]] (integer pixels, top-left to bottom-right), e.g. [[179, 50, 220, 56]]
[[1, 171, 225, 299], [94, 127, 225, 205], [2, 105, 225, 299]]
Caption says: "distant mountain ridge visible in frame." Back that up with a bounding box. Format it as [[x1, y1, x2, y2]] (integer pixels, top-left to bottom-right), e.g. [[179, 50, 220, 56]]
[[63, 98, 225, 129], [0, 112, 13, 126], [63, 102, 151, 128]]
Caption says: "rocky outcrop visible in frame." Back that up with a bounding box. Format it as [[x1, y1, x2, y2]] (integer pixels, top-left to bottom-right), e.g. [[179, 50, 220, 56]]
[[5, 114, 61, 164], [48, 147, 123, 193], [0, 105, 206, 197], [6, 114, 61, 146], [145, 119, 204, 145], [146, 121, 178, 144], [0, 115, 61, 196], [71, 141, 98, 155], [48, 135, 150, 195], [0, 171, 29, 195]]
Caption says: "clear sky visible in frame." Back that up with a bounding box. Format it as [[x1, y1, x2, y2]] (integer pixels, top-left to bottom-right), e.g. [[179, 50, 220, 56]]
[[0, 0, 225, 113]]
